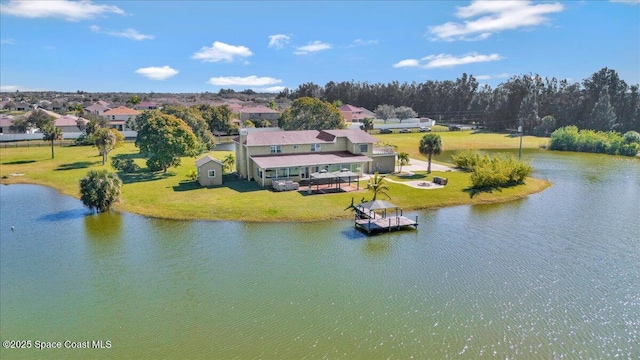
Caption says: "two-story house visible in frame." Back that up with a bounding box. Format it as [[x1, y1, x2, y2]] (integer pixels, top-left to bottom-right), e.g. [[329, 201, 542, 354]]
[[239, 105, 279, 126], [234, 128, 395, 187], [103, 106, 140, 131]]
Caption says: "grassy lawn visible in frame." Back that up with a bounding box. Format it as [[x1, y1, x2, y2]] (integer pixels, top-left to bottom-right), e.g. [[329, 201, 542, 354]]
[[373, 130, 547, 162], [1, 133, 551, 222]]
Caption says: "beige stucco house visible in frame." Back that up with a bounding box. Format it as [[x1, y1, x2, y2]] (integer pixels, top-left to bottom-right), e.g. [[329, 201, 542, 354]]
[[196, 156, 224, 187], [233, 128, 396, 187], [103, 106, 140, 131]]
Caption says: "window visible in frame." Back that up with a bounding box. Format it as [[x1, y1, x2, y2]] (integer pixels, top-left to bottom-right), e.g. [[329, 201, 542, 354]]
[[293, 145, 299, 150], [271, 145, 281, 154], [359, 144, 368, 153], [311, 143, 321, 152], [208, 170, 216, 178]]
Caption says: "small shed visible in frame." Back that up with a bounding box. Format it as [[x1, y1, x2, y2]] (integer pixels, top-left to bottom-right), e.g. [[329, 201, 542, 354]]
[[196, 155, 224, 187]]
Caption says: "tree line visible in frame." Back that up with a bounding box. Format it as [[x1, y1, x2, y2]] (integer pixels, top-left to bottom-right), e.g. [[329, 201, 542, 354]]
[[279, 67, 639, 134]]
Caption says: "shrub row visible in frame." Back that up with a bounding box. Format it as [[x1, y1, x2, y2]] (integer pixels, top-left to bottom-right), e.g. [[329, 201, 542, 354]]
[[549, 126, 640, 156], [452, 150, 533, 189]]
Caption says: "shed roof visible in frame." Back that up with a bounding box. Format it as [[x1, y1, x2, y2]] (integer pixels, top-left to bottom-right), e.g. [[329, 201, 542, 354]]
[[196, 155, 224, 167]]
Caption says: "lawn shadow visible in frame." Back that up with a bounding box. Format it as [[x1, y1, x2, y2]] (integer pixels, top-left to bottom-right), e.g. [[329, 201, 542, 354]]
[[119, 170, 175, 184], [2, 160, 36, 165], [170, 174, 264, 193], [172, 180, 201, 192], [112, 152, 147, 160], [56, 161, 101, 171]]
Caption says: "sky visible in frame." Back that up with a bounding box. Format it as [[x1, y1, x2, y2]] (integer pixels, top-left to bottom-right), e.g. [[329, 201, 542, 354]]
[[0, 0, 638, 93]]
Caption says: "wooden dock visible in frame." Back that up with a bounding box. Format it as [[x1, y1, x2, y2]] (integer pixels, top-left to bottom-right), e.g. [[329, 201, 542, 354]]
[[352, 199, 418, 234]]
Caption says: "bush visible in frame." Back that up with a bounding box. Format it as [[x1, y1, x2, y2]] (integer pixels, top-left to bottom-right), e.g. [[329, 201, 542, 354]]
[[75, 133, 94, 146], [111, 157, 140, 173], [451, 149, 486, 171], [549, 126, 638, 156], [468, 154, 533, 189]]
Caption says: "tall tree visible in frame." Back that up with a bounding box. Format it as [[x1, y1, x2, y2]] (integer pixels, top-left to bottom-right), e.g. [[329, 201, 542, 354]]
[[135, 111, 200, 173], [9, 115, 30, 133], [375, 104, 396, 123], [93, 127, 124, 165], [28, 109, 55, 129], [279, 97, 345, 130], [419, 134, 442, 174], [367, 172, 390, 201], [79, 169, 122, 213], [589, 86, 618, 131], [395, 106, 418, 122], [41, 124, 63, 159]]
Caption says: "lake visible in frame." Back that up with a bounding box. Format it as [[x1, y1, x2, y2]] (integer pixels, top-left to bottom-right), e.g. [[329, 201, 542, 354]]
[[1, 150, 639, 359]]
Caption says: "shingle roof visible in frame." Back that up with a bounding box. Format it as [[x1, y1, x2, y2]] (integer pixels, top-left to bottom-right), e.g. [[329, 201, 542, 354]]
[[240, 106, 279, 114], [242, 129, 377, 146], [85, 103, 110, 112], [251, 151, 373, 169], [103, 106, 140, 116], [339, 104, 363, 112], [196, 155, 224, 167], [55, 115, 87, 127]]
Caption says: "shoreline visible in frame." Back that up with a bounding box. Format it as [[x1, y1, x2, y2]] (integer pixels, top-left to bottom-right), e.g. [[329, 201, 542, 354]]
[[1, 176, 551, 223]]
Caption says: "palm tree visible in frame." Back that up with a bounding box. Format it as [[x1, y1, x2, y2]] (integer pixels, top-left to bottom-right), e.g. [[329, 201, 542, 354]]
[[368, 172, 390, 201], [41, 124, 62, 159], [223, 154, 235, 172], [419, 134, 442, 173], [397, 152, 409, 173]]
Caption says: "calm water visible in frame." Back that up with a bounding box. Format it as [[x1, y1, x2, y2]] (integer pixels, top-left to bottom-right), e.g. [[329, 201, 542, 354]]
[[1, 150, 639, 359]]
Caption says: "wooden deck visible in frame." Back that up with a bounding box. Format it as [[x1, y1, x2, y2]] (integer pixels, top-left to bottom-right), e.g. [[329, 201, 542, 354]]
[[355, 216, 418, 233]]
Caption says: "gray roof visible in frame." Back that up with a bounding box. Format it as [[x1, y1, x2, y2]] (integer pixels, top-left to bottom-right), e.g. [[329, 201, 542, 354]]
[[356, 200, 398, 210], [251, 151, 372, 169], [244, 129, 377, 147], [196, 155, 224, 167]]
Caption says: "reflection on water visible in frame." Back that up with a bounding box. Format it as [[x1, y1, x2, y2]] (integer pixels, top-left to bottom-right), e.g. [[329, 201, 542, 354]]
[[1, 151, 639, 359]]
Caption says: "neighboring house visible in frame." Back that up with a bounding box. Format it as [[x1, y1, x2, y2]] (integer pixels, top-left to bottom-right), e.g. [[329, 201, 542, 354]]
[[0, 115, 17, 134], [339, 104, 374, 122], [50, 101, 65, 112], [103, 106, 140, 131], [234, 128, 395, 187], [239, 106, 279, 126], [23, 109, 62, 120], [14, 102, 30, 111], [54, 115, 88, 133], [85, 103, 111, 116], [196, 155, 224, 187], [134, 101, 158, 110]]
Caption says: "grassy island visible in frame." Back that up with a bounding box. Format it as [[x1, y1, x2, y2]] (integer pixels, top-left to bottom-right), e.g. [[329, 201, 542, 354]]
[[1, 131, 550, 222]]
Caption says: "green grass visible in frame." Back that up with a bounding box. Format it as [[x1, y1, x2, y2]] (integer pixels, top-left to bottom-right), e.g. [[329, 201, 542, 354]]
[[374, 130, 547, 162], [0, 133, 551, 222]]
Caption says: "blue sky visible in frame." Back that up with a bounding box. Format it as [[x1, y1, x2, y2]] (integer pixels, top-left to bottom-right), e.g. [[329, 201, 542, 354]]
[[1, 0, 638, 93]]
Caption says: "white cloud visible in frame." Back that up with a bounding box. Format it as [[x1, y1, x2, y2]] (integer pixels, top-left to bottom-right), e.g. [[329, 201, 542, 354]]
[[429, 0, 564, 41], [192, 41, 253, 62], [1, 39, 16, 45], [268, 34, 291, 49], [393, 52, 503, 69], [294, 41, 332, 55], [0, 85, 46, 91], [347, 39, 379, 48], [135, 66, 179, 80], [0, 0, 125, 21], [474, 73, 510, 80], [253, 86, 286, 93], [91, 25, 154, 41], [392, 59, 420, 68], [422, 52, 503, 68], [207, 75, 282, 87]]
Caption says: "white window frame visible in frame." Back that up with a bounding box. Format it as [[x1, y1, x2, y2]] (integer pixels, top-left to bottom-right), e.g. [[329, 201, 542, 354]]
[[359, 144, 368, 153], [271, 145, 281, 154], [208, 170, 216, 178], [311, 143, 321, 152]]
